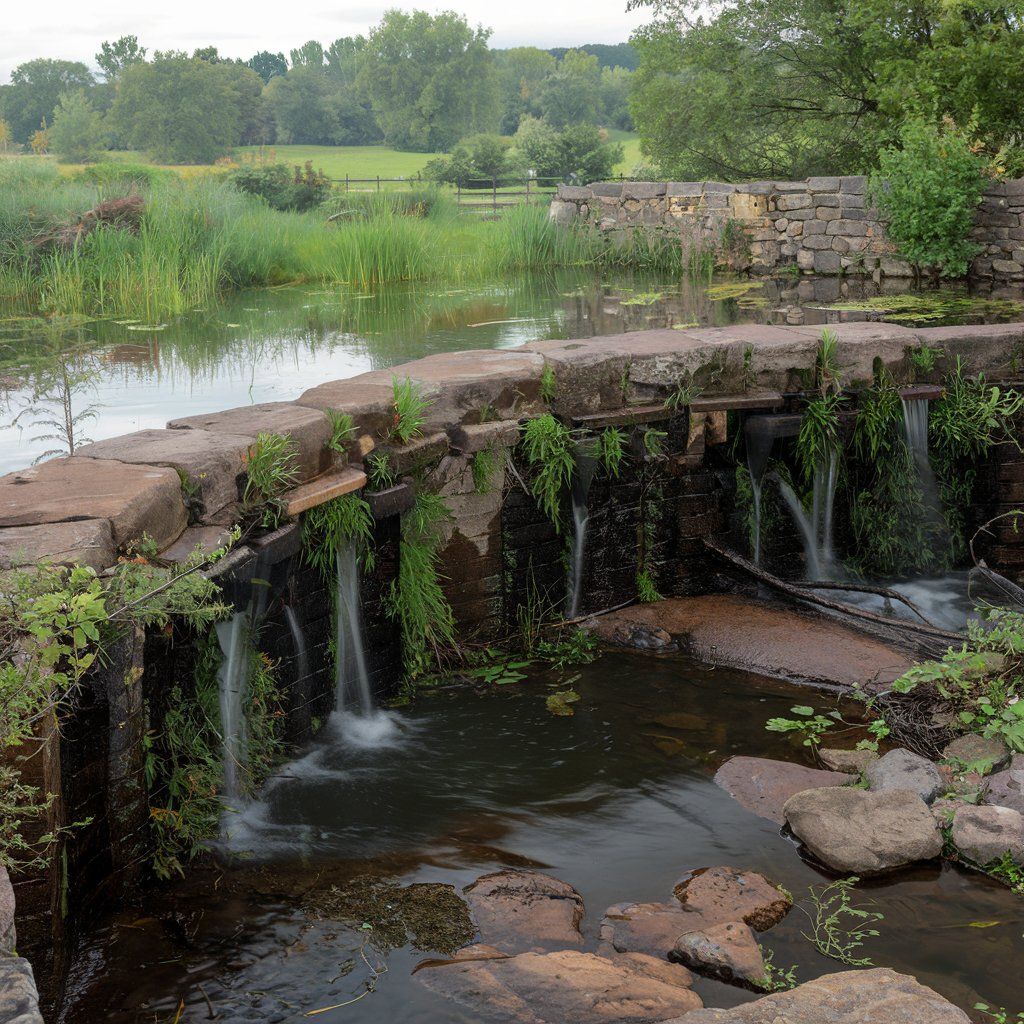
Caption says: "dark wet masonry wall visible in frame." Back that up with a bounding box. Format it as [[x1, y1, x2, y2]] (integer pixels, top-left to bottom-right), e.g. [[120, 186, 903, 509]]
[[3, 319, 1024, 1018]]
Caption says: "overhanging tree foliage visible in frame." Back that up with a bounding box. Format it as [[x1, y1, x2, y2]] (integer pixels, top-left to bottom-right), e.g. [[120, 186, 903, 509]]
[[629, 0, 1024, 180]]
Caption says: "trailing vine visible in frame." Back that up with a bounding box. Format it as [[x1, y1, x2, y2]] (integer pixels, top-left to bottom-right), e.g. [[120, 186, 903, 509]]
[[521, 414, 575, 532]]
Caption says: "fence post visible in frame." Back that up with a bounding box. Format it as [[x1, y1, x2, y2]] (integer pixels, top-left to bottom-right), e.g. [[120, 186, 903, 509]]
[[346, 174, 349, 193], [492, 177, 497, 214], [376, 175, 381, 193]]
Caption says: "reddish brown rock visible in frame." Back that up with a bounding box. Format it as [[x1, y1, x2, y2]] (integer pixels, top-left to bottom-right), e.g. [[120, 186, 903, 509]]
[[672, 867, 791, 932], [415, 946, 702, 1023], [0, 519, 115, 570], [462, 870, 585, 954], [714, 756, 855, 824], [0, 457, 186, 549], [589, 595, 911, 689], [77, 427, 253, 517], [819, 747, 878, 774], [668, 967, 970, 1023], [168, 402, 332, 483], [671, 921, 766, 988]]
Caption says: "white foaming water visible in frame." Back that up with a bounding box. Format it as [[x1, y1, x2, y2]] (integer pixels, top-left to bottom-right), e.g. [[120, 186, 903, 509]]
[[283, 604, 309, 684], [215, 610, 252, 805], [901, 397, 942, 513]]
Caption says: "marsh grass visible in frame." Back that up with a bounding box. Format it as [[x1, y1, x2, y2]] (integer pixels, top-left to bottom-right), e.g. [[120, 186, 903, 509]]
[[0, 162, 701, 319]]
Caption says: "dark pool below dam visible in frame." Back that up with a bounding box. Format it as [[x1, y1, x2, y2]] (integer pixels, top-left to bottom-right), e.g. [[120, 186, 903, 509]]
[[57, 652, 1024, 1023]]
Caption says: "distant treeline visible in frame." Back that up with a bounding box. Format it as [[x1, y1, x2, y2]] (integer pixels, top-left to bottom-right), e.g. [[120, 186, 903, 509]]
[[0, 18, 636, 164]]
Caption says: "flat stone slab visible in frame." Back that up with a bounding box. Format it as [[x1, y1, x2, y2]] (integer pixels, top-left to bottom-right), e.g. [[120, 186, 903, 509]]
[[984, 763, 1024, 814], [77, 427, 253, 517], [673, 967, 970, 1023], [462, 870, 584, 954], [448, 420, 522, 453], [689, 392, 784, 413], [282, 467, 367, 517], [0, 519, 115, 570], [784, 787, 943, 873], [715, 756, 854, 823], [819, 747, 878, 774], [169, 402, 332, 482], [601, 902, 706, 957], [415, 946, 702, 1023], [0, 457, 185, 550], [942, 734, 1009, 773], [590, 595, 912, 688], [159, 525, 235, 564]]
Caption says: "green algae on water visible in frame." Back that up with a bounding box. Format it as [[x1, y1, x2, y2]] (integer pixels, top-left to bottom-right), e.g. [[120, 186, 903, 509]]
[[825, 291, 1024, 326]]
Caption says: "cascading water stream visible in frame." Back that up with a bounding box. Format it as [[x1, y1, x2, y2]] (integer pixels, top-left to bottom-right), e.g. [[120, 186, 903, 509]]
[[775, 450, 840, 581], [283, 604, 309, 689], [743, 419, 777, 566], [567, 442, 599, 618], [215, 610, 252, 805], [334, 543, 374, 714], [901, 397, 942, 515]]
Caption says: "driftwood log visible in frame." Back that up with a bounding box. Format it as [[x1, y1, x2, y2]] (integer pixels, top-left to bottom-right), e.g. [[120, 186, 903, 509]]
[[702, 537, 964, 658], [32, 194, 145, 253]]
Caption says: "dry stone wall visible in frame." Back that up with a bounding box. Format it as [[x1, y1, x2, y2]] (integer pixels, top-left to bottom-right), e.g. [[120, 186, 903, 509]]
[[549, 178, 1024, 283]]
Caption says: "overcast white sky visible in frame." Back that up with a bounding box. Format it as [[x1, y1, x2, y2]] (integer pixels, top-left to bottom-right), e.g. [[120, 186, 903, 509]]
[[2, 2, 645, 81]]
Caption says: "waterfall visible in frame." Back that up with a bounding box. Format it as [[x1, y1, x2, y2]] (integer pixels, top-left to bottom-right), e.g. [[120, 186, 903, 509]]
[[215, 610, 252, 805], [334, 544, 374, 714], [567, 442, 599, 618], [283, 604, 309, 688], [744, 419, 776, 566], [776, 451, 839, 581], [901, 397, 941, 513]]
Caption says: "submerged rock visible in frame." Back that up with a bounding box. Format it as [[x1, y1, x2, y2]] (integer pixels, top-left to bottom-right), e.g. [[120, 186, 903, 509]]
[[865, 749, 943, 804], [672, 867, 791, 932], [601, 901, 702, 957], [671, 921, 765, 988], [669, 967, 970, 1022], [463, 870, 585, 954], [951, 804, 1024, 866], [819, 747, 877, 774], [415, 945, 702, 1023], [714, 756, 855, 823], [942, 734, 1010, 773], [783, 787, 942, 873]]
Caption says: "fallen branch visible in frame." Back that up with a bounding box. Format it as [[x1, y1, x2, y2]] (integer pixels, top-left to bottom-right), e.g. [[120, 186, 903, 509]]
[[790, 579, 935, 625]]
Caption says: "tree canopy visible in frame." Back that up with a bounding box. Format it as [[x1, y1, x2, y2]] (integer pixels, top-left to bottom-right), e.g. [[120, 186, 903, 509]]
[[629, 0, 1024, 180], [0, 59, 94, 143]]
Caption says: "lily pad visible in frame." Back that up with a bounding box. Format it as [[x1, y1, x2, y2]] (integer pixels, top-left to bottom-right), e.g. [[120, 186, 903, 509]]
[[546, 689, 581, 716]]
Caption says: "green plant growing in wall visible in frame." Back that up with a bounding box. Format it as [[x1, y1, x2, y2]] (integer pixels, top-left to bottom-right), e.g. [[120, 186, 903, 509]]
[[521, 414, 575, 532], [643, 428, 668, 459], [366, 451, 397, 490], [325, 410, 357, 454], [244, 431, 300, 528], [596, 427, 627, 478], [303, 493, 376, 578], [636, 570, 664, 604], [472, 447, 500, 494], [540, 364, 557, 404], [389, 376, 431, 444], [389, 492, 457, 679]]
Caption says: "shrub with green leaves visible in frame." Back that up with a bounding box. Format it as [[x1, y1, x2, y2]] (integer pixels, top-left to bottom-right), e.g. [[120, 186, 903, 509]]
[[521, 414, 575, 531], [869, 118, 987, 278]]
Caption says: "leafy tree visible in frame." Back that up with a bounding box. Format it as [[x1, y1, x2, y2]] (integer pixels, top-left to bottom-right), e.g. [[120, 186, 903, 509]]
[[869, 118, 987, 278], [629, 0, 1024, 181], [229, 162, 331, 211], [494, 47, 556, 134], [49, 90, 108, 163], [548, 43, 639, 70], [0, 119, 13, 153], [111, 55, 262, 162], [512, 117, 623, 182], [29, 121, 50, 155], [192, 46, 227, 64], [599, 66, 634, 130], [539, 49, 602, 128], [358, 10, 499, 151], [326, 36, 367, 85], [246, 50, 289, 83], [290, 40, 325, 70], [95, 36, 147, 82], [0, 59, 94, 144], [424, 133, 515, 185], [263, 68, 336, 144]]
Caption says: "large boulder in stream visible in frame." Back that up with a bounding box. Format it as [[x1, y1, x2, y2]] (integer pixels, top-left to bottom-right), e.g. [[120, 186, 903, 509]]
[[783, 787, 942, 873], [865, 748, 943, 804], [714, 756, 855, 823], [415, 945, 702, 1023], [950, 804, 1024, 865], [672, 867, 791, 932], [668, 967, 970, 1023], [983, 757, 1024, 815], [462, 870, 585, 953], [671, 921, 766, 989]]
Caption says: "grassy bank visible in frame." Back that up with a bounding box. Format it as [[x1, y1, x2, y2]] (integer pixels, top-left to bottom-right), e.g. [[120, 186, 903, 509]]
[[0, 162, 692, 321]]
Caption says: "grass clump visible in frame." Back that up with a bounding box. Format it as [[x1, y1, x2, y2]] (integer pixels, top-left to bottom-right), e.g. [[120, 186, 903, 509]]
[[471, 447, 500, 494], [325, 410, 356, 455], [389, 376, 430, 444], [243, 431, 300, 528], [596, 427, 627, 478], [303, 493, 375, 578], [521, 414, 575, 532], [390, 492, 457, 679]]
